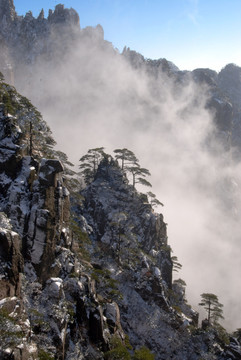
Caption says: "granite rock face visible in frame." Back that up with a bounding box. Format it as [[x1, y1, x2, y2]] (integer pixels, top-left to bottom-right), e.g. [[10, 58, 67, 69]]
[[82, 158, 172, 289], [0, 227, 23, 298], [0, 79, 127, 359], [218, 64, 241, 107], [217, 64, 241, 157], [0, 108, 70, 283]]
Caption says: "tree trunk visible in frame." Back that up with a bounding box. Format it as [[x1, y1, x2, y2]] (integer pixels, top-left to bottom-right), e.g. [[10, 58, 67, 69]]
[[29, 121, 33, 156], [207, 300, 211, 324]]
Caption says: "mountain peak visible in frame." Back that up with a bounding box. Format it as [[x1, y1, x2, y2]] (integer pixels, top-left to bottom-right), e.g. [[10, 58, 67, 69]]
[[94, 156, 128, 185], [0, 0, 16, 22], [47, 3, 80, 27]]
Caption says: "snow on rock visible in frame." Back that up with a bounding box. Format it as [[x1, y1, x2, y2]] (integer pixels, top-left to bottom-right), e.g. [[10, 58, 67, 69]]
[[45, 277, 63, 298], [0, 212, 12, 229], [24, 261, 37, 282], [82, 158, 172, 288], [38, 158, 64, 187], [0, 144, 70, 279], [0, 296, 17, 307], [78, 214, 93, 234], [153, 266, 161, 278]]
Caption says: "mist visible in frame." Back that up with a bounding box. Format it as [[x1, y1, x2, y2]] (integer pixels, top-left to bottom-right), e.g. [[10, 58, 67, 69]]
[[13, 25, 241, 332]]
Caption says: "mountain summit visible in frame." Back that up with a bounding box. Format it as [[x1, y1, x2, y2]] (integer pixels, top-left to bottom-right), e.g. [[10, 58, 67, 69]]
[[0, 0, 16, 22]]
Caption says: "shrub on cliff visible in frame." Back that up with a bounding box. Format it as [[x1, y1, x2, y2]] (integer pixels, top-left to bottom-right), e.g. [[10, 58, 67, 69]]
[[133, 346, 155, 360]]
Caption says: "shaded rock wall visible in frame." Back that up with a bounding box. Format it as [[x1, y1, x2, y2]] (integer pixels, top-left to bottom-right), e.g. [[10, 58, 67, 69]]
[[0, 228, 23, 298], [0, 124, 70, 283], [0, 82, 127, 359]]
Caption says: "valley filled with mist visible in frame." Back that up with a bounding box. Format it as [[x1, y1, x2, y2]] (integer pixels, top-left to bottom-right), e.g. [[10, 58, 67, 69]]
[[5, 5, 240, 331], [1, 1, 241, 356]]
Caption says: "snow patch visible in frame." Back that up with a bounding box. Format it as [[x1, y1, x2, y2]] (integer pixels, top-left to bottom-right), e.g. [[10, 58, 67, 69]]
[[0, 296, 17, 307], [45, 278, 63, 298]]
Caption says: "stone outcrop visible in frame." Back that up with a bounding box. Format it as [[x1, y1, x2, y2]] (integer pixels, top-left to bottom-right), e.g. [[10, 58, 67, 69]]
[[82, 158, 172, 288], [6, 154, 70, 283], [0, 96, 70, 282]]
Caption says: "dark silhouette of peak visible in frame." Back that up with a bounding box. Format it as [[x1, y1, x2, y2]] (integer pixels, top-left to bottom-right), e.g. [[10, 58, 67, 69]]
[[191, 68, 218, 87], [218, 63, 241, 107], [122, 46, 180, 75]]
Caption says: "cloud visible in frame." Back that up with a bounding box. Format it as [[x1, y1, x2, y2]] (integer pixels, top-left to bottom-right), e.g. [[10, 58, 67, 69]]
[[14, 27, 241, 331]]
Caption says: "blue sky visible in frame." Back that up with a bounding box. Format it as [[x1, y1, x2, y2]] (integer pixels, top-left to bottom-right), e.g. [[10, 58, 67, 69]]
[[13, 0, 241, 72]]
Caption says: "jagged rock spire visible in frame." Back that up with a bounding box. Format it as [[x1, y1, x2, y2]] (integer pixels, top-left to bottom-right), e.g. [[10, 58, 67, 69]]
[[0, 0, 16, 22], [48, 4, 80, 27]]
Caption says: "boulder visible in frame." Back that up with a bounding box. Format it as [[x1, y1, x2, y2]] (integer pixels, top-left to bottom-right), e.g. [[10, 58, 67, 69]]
[[38, 158, 64, 187]]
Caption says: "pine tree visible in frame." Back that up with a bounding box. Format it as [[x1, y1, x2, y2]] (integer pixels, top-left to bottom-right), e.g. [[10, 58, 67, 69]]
[[0, 308, 25, 354], [199, 293, 224, 325], [173, 278, 186, 288], [79, 147, 105, 184], [127, 164, 151, 188], [114, 148, 151, 188], [0, 81, 56, 158], [114, 148, 138, 170], [133, 346, 155, 360], [171, 256, 182, 273], [147, 192, 164, 207]]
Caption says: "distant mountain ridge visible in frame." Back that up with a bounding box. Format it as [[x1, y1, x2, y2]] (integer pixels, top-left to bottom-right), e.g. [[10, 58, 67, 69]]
[[1, 0, 240, 156]]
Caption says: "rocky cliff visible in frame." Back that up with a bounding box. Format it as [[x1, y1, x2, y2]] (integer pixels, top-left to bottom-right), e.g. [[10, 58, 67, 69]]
[[1, 1, 241, 359], [0, 76, 241, 359], [0, 77, 128, 359], [0, 75, 171, 359]]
